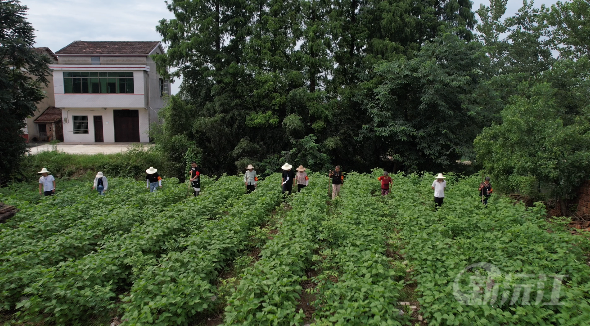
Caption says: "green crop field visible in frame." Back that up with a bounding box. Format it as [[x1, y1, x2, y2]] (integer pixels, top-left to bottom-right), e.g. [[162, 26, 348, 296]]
[[0, 172, 589, 326]]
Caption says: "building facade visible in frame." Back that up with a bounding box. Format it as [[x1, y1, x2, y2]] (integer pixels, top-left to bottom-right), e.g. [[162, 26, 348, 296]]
[[24, 47, 59, 142], [50, 41, 169, 143]]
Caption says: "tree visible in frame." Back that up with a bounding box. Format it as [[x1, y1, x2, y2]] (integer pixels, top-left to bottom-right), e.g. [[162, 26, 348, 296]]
[[0, 0, 51, 184], [366, 33, 488, 171], [474, 83, 590, 214]]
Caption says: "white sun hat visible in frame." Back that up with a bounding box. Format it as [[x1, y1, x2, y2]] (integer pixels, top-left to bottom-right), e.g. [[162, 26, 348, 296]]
[[435, 173, 446, 179], [38, 168, 50, 174], [246, 164, 254, 170], [96, 172, 104, 178], [146, 167, 158, 174], [281, 163, 293, 170]]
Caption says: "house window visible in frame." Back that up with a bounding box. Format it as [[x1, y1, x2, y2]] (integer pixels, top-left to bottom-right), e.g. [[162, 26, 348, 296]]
[[159, 78, 169, 97], [91, 57, 100, 65], [73, 116, 89, 134], [64, 72, 134, 94]]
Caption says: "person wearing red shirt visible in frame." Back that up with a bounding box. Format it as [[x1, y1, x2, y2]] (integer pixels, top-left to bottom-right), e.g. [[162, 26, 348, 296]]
[[377, 171, 393, 196]]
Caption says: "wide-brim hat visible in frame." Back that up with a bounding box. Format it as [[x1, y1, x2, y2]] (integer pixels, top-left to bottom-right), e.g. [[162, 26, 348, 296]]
[[246, 164, 254, 170], [38, 168, 50, 174], [146, 167, 158, 174], [296, 165, 306, 172], [96, 172, 104, 178], [435, 173, 446, 179], [281, 163, 293, 170]]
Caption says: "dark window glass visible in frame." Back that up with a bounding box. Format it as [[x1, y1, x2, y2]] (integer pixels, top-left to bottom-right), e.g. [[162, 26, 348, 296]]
[[107, 78, 117, 93], [91, 57, 100, 65], [72, 78, 82, 93], [81, 78, 89, 93], [38, 124, 46, 133], [64, 78, 73, 93], [73, 116, 89, 134], [90, 78, 100, 93], [63, 72, 135, 94], [125, 78, 134, 93]]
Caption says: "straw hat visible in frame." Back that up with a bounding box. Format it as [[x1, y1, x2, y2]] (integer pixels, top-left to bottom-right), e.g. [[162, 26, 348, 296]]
[[96, 172, 104, 178], [146, 167, 158, 174], [246, 164, 254, 170], [281, 163, 293, 170], [38, 168, 50, 174], [435, 173, 446, 179], [296, 165, 306, 172]]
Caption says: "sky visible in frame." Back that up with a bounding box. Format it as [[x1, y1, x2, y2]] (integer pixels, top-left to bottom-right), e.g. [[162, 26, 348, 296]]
[[23, 0, 561, 95]]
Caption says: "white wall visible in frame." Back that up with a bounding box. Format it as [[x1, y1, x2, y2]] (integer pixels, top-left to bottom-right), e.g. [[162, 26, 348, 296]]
[[62, 108, 149, 143]]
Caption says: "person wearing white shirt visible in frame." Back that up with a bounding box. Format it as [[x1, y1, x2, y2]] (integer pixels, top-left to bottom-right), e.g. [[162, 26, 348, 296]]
[[38, 168, 55, 196], [92, 172, 108, 195], [431, 173, 447, 210]]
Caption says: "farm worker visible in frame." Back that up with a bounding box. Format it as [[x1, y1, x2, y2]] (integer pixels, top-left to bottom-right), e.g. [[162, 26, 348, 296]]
[[295, 165, 309, 192], [431, 173, 446, 210], [329, 165, 344, 199], [92, 172, 108, 195], [377, 171, 392, 196], [281, 163, 295, 195], [244, 164, 257, 193], [478, 177, 493, 205], [38, 168, 55, 196], [189, 161, 202, 197], [146, 167, 162, 192]]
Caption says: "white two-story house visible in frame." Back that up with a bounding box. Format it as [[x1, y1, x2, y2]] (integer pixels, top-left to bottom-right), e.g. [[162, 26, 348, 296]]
[[50, 41, 169, 143]]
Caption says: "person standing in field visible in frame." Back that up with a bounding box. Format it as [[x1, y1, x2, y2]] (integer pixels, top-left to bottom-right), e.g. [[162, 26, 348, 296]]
[[146, 167, 162, 193], [431, 173, 447, 209], [295, 165, 309, 192], [281, 163, 295, 195], [244, 164, 257, 193], [329, 165, 344, 199], [92, 172, 108, 195], [189, 161, 202, 197], [38, 168, 55, 196], [377, 171, 392, 196], [478, 176, 493, 205]]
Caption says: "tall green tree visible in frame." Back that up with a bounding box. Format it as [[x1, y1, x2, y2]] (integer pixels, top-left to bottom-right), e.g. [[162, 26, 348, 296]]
[[367, 33, 488, 171], [0, 0, 51, 184], [474, 82, 590, 214]]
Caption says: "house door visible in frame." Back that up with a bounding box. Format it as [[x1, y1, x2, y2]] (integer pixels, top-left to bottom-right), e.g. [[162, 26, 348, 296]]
[[113, 110, 140, 142], [93, 116, 104, 142]]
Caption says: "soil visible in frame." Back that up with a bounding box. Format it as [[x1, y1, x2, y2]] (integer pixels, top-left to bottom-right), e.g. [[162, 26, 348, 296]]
[[295, 269, 320, 324]]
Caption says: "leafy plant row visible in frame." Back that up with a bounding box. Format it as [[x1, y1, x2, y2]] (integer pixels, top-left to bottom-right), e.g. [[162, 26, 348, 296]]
[[0, 177, 187, 254], [393, 173, 590, 325], [0, 178, 190, 311], [12, 176, 245, 324], [311, 172, 407, 325], [120, 173, 284, 325], [222, 174, 329, 325]]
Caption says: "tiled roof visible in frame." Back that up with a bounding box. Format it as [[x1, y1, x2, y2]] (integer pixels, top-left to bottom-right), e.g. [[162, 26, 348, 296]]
[[34, 107, 62, 123], [56, 41, 160, 55], [34, 47, 58, 62]]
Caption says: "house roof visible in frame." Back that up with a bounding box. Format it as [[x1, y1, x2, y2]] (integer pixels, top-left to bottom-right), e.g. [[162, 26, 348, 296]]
[[34, 47, 58, 62], [56, 41, 161, 56], [34, 107, 62, 123]]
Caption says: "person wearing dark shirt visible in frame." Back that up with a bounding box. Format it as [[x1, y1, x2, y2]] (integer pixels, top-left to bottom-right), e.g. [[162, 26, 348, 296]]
[[146, 167, 162, 192], [478, 177, 493, 205], [189, 162, 202, 196], [281, 163, 295, 195], [329, 165, 344, 199], [377, 171, 392, 196]]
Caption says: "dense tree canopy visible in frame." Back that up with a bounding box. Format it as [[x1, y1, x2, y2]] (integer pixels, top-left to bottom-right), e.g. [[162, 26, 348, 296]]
[[0, 0, 51, 185], [152, 0, 590, 206]]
